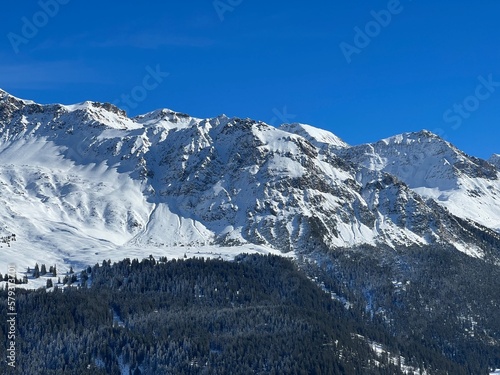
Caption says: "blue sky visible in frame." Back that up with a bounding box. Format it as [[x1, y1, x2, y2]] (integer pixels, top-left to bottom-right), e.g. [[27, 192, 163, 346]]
[[1, 0, 499, 158]]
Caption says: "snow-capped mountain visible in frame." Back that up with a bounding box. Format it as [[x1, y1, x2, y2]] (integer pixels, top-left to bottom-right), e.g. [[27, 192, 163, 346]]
[[278, 122, 349, 149], [338, 130, 500, 234], [1, 89, 499, 272], [490, 154, 500, 169]]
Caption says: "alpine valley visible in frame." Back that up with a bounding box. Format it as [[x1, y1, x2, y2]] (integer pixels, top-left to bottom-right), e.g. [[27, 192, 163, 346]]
[[0, 89, 499, 374]]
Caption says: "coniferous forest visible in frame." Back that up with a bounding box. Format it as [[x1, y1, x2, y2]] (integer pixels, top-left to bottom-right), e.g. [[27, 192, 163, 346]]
[[1, 250, 498, 374]]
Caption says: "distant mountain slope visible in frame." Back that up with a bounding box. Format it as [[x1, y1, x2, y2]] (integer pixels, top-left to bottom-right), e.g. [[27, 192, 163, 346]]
[[279, 122, 349, 149], [0, 89, 500, 272], [490, 154, 500, 169], [338, 130, 500, 233], [1, 89, 499, 374]]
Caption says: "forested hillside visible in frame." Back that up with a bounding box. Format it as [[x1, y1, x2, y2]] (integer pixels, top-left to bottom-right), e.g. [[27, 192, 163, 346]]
[[302, 244, 500, 374], [0, 254, 481, 375]]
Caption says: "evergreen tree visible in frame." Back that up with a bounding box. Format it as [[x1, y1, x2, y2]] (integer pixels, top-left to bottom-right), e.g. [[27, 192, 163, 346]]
[[33, 263, 40, 279], [0, 253, 496, 374]]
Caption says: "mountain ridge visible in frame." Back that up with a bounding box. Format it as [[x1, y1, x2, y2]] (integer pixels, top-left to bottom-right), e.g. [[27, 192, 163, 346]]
[[0, 89, 499, 274], [338, 129, 500, 233], [2, 89, 499, 374]]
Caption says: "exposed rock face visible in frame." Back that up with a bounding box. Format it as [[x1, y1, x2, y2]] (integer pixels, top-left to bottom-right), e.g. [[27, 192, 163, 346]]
[[0, 90, 499, 269]]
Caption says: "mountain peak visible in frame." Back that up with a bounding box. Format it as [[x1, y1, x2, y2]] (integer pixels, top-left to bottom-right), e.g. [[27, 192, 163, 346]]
[[416, 129, 438, 137], [489, 154, 500, 169], [339, 128, 500, 235], [379, 129, 445, 147], [1, 89, 500, 273], [279, 122, 348, 148], [0, 88, 36, 106], [0, 88, 11, 98], [133, 108, 202, 131], [63, 101, 127, 117]]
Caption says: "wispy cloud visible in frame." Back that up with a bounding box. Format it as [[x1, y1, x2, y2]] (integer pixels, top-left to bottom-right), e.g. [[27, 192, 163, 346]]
[[0, 60, 107, 89], [30, 31, 215, 52], [31, 33, 92, 51], [92, 32, 215, 49]]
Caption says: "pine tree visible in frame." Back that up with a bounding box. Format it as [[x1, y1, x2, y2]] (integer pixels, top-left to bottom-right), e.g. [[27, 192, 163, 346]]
[[33, 263, 40, 279], [40, 264, 47, 276], [52, 265, 57, 277], [46, 279, 53, 288]]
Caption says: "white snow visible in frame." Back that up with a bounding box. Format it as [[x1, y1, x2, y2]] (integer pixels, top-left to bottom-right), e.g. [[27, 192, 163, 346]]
[[451, 242, 485, 259], [279, 122, 348, 148], [489, 154, 500, 169], [343, 130, 500, 243], [0, 91, 496, 277], [369, 341, 428, 375]]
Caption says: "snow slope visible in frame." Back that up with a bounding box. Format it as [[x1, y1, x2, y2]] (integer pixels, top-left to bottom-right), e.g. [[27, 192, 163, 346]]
[[1, 90, 499, 276], [490, 154, 500, 169], [279, 122, 348, 149], [339, 130, 500, 233]]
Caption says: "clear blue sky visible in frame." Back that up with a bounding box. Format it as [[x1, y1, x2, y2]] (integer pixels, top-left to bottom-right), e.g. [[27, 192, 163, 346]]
[[1, 0, 499, 159]]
